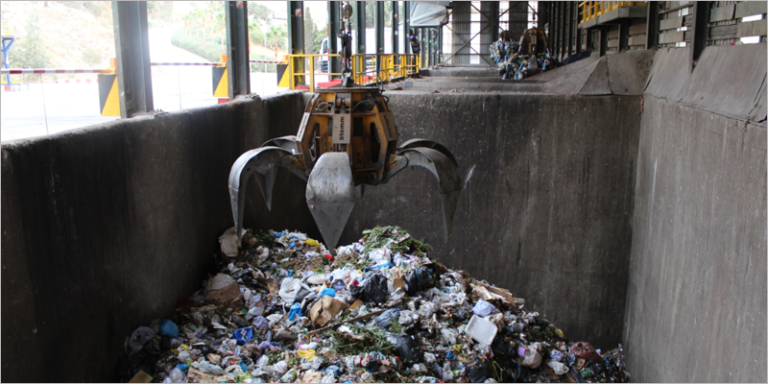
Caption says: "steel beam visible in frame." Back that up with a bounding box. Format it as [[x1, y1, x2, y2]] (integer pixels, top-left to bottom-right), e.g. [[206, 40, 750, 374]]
[[356, 1, 366, 54], [226, 1, 250, 98], [404, 2, 410, 53], [376, 1, 385, 74], [288, 2, 304, 85], [392, 1, 399, 54], [690, 1, 710, 70], [329, 1, 340, 76], [645, 1, 659, 50], [112, 1, 153, 118]]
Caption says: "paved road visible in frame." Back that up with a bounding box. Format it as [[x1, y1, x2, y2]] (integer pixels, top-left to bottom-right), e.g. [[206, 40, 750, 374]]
[[1, 25, 283, 143]]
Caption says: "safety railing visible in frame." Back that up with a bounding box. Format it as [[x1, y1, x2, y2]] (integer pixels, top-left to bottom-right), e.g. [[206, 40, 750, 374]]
[[351, 54, 420, 86], [579, 1, 647, 23], [286, 53, 420, 93]]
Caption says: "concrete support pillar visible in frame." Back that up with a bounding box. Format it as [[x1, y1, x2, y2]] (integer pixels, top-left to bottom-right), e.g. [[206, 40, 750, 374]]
[[112, 1, 153, 118], [225, 1, 250, 98]]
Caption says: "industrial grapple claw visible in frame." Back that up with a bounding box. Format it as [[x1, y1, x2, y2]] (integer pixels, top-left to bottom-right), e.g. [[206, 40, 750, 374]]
[[228, 86, 462, 251]]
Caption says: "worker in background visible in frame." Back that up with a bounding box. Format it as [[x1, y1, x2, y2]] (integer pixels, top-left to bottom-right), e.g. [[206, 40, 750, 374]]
[[409, 28, 421, 55]]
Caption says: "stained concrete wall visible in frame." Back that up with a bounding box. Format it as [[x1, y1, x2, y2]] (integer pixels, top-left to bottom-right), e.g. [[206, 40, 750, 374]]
[[339, 93, 641, 348], [623, 45, 767, 383], [0, 92, 308, 382]]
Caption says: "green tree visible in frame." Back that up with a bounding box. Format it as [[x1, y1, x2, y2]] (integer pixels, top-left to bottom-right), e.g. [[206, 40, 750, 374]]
[[365, 1, 393, 27], [313, 26, 327, 55], [304, 7, 317, 54], [249, 19, 265, 47], [8, 14, 50, 75], [148, 1, 174, 23], [266, 25, 287, 58], [248, 3, 271, 22]]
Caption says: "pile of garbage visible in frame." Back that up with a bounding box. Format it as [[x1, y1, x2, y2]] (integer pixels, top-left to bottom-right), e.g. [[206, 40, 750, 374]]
[[120, 226, 628, 383], [490, 40, 557, 80]]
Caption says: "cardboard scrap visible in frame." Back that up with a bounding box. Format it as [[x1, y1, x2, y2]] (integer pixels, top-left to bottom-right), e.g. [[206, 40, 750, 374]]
[[128, 370, 152, 383], [471, 281, 523, 308], [309, 296, 349, 327], [301, 371, 323, 383], [188, 368, 235, 383]]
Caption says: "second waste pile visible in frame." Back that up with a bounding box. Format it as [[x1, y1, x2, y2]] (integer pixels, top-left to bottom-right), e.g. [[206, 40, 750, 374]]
[[120, 226, 629, 383]]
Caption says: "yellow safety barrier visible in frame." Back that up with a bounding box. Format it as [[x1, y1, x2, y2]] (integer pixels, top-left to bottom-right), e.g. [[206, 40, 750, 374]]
[[285, 53, 420, 92], [579, 1, 647, 23]]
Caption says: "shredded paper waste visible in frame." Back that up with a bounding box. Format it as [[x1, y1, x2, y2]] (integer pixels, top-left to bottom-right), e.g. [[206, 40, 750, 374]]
[[120, 226, 629, 383]]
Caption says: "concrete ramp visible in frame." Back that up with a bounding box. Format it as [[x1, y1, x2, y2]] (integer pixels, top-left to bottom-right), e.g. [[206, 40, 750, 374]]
[[541, 50, 655, 96]]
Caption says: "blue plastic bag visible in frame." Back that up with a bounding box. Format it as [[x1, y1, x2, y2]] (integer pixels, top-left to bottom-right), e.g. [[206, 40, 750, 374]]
[[234, 327, 253, 345], [288, 302, 303, 321], [319, 288, 336, 299], [158, 319, 179, 338]]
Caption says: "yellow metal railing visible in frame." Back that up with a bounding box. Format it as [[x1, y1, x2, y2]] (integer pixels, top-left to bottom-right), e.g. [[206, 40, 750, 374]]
[[351, 54, 420, 85], [579, 1, 647, 23], [286, 53, 420, 92]]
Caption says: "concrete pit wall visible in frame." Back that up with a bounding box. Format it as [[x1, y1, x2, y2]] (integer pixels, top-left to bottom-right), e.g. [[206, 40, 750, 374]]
[[623, 45, 767, 383], [0, 92, 308, 382], [340, 93, 641, 348]]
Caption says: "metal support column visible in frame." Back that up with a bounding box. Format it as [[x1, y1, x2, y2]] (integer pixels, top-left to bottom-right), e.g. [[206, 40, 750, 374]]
[[112, 1, 153, 118], [355, 1, 366, 54], [376, 1, 385, 75], [645, 1, 659, 50], [690, 1, 710, 69], [287, 1, 304, 85], [452, 1, 470, 64], [392, 2, 399, 54], [508, 1, 528, 43], [329, 1, 340, 76], [481, 1, 499, 65], [403, 1, 410, 53], [226, 1, 250, 98]]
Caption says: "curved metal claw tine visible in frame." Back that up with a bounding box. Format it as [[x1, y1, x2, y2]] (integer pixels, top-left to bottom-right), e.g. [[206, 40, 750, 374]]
[[306, 152, 358, 251], [229, 147, 307, 241], [263, 135, 301, 155], [389, 147, 462, 242], [399, 138, 459, 168]]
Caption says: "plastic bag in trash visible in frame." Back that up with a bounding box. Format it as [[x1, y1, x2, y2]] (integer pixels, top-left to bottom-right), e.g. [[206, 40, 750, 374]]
[[394, 335, 423, 363], [279, 278, 302, 305], [472, 299, 498, 317], [547, 360, 569, 375], [406, 267, 431, 296], [572, 341, 603, 361], [158, 319, 178, 338], [361, 271, 388, 304], [467, 362, 490, 382], [375, 308, 401, 330], [129, 326, 156, 353], [234, 327, 254, 345]]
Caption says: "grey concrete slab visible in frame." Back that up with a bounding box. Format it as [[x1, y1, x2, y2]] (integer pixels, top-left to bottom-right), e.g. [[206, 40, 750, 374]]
[[625, 94, 767, 383], [0, 92, 312, 382], [646, 44, 767, 121]]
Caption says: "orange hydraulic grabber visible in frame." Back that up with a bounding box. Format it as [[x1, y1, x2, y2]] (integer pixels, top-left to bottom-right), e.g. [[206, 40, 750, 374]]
[[228, 86, 462, 251]]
